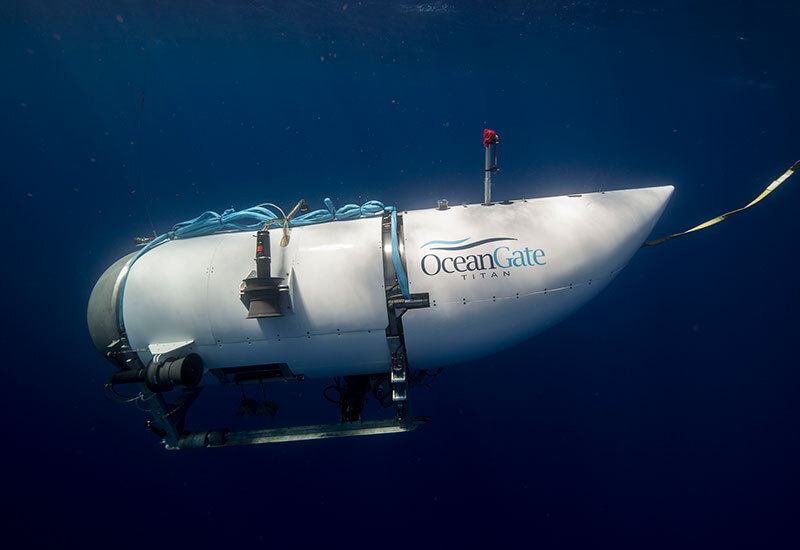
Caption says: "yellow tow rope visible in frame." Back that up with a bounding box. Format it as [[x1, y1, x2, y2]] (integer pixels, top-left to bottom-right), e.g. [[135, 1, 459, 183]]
[[643, 160, 800, 247]]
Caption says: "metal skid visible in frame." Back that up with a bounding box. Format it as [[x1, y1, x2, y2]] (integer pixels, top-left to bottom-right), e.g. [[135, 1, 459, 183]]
[[167, 362, 426, 450], [175, 417, 429, 449]]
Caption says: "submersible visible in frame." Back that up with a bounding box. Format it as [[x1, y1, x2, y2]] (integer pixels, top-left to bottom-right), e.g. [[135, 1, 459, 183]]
[[87, 130, 683, 450]]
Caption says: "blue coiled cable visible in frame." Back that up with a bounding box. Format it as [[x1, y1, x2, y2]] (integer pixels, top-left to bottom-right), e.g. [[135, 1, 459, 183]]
[[117, 198, 410, 330]]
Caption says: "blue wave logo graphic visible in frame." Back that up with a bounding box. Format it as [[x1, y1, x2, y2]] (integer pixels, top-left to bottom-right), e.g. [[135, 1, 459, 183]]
[[420, 238, 470, 248], [421, 237, 517, 251]]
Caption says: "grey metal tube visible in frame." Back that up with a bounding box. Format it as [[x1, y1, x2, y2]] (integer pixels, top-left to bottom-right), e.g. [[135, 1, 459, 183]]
[[484, 146, 492, 205]]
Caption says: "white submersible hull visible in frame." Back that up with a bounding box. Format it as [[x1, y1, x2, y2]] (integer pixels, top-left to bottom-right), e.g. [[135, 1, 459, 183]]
[[402, 186, 673, 367], [88, 185, 673, 448]]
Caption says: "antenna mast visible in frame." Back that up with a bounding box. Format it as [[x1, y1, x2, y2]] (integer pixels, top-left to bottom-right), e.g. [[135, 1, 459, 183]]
[[483, 129, 500, 205]]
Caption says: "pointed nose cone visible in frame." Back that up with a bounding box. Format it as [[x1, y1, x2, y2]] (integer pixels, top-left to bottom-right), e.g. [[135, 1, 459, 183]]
[[399, 184, 676, 368], [558, 185, 673, 281], [621, 184, 674, 243], [596, 184, 674, 262]]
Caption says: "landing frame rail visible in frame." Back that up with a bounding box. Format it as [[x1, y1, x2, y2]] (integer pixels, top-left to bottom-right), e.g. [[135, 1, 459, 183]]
[[172, 416, 431, 450]]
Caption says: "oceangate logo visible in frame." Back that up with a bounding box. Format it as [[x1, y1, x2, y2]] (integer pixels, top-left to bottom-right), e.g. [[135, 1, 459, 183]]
[[419, 237, 546, 279]]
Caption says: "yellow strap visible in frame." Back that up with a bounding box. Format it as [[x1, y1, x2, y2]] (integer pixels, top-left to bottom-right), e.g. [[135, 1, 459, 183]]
[[643, 160, 800, 247]]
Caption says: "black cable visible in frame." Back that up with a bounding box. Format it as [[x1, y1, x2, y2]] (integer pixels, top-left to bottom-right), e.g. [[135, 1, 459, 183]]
[[323, 376, 344, 404], [104, 383, 142, 403], [323, 385, 342, 405]]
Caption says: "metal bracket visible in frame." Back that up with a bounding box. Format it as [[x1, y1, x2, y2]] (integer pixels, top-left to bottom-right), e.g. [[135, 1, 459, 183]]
[[148, 340, 194, 358], [391, 351, 408, 403]]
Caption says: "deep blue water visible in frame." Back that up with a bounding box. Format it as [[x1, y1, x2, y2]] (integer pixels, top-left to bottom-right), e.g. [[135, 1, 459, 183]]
[[2, 1, 799, 547]]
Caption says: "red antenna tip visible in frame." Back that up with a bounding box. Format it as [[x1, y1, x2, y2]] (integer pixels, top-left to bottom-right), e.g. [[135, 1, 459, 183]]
[[483, 129, 499, 147]]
